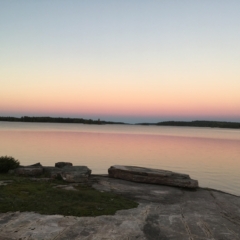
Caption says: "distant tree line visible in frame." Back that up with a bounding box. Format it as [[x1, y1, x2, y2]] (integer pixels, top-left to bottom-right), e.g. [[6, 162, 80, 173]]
[[138, 120, 240, 129], [1, 117, 240, 129], [157, 120, 240, 128], [0, 116, 125, 125]]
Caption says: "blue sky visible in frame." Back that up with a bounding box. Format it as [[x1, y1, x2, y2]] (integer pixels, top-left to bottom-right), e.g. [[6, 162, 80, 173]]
[[1, 1, 240, 123]]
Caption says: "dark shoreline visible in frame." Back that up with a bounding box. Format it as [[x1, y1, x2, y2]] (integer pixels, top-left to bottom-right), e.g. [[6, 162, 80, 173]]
[[0, 116, 240, 129], [137, 120, 240, 129], [0, 116, 126, 125]]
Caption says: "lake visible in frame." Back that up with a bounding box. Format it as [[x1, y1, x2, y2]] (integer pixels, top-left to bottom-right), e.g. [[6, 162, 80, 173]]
[[0, 121, 239, 196]]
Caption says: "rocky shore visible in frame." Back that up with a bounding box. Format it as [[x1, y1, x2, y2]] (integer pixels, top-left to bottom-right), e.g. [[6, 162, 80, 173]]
[[8, 163, 199, 189], [0, 164, 240, 239]]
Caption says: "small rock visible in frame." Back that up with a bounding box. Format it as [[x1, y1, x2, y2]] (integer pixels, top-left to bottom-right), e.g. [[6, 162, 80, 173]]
[[29, 178, 52, 182], [55, 162, 73, 168], [0, 180, 14, 186], [53, 185, 77, 191]]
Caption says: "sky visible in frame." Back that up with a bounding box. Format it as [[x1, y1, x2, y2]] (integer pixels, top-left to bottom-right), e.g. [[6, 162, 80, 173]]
[[1, 0, 240, 123]]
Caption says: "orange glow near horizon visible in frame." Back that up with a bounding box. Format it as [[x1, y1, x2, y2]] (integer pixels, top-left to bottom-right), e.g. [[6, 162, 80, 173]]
[[1, 99, 239, 121], [1, 69, 240, 121]]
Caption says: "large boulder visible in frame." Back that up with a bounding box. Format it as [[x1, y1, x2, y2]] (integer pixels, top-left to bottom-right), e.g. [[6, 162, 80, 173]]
[[43, 167, 63, 179], [43, 166, 92, 182], [14, 167, 43, 177], [60, 166, 91, 183], [108, 165, 198, 189], [55, 162, 73, 168]]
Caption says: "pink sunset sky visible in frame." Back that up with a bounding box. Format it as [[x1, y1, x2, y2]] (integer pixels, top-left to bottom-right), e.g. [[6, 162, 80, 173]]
[[1, 1, 240, 123]]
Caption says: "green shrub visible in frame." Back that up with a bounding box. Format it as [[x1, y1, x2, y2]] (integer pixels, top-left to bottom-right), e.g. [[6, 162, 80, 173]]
[[0, 156, 20, 173]]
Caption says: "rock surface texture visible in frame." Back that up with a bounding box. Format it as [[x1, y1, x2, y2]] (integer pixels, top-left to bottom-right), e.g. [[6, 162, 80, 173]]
[[55, 162, 73, 168], [10, 163, 91, 183], [108, 165, 199, 189], [43, 167, 63, 178], [13, 167, 43, 177], [10, 163, 44, 177], [60, 166, 91, 183], [43, 166, 92, 183], [0, 176, 239, 240]]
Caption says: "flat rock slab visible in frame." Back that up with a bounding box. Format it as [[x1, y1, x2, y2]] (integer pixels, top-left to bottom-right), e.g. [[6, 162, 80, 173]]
[[25, 163, 43, 168], [0, 176, 239, 240], [108, 165, 198, 188], [13, 167, 43, 177]]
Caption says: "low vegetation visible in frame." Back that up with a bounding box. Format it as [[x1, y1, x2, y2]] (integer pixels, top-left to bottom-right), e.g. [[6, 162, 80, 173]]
[[0, 174, 138, 217], [0, 156, 20, 173]]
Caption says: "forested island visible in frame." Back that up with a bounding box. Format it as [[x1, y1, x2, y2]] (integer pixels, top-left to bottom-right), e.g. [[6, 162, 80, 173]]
[[137, 120, 240, 129], [0, 117, 240, 129], [0, 116, 125, 125]]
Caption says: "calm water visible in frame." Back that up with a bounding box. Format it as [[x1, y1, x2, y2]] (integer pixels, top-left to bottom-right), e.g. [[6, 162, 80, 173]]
[[0, 122, 240, 196]]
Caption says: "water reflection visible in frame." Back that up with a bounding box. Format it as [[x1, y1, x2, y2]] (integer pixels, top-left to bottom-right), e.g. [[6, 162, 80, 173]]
[[0, 122, 239, 196]]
